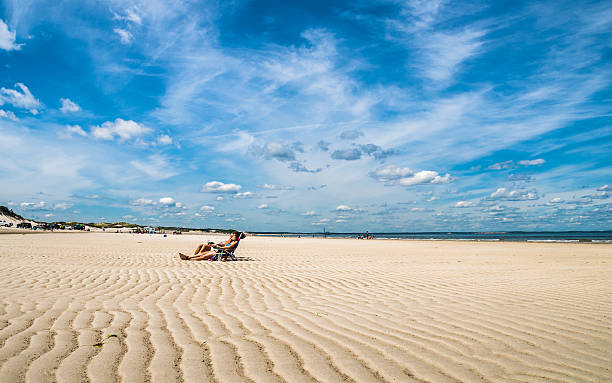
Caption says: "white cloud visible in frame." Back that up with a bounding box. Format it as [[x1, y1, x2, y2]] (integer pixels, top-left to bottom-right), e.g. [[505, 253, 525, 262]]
[[201, 181, 242, 193], [0, 109, 17, 121], [216, 196, 224, 201], [62, 125, 87, 137], [156, 134, 173, 145], [91, 126, 114, 140], [518, 159, 545, 166], [319, 218, 330, 222], [455, 201, 475, 208], [301, 210, 316, 216], [252, 142, 297, 162], [0, 19, 21, 51], [60, 98, 81, 113], [487, 205, 506, 213], [369, 165, 413, 182], [598, 185, 610, 191], [490, 188, 538, 201], [398, 170, 452, 186], [77, 194, 99, 200], [225, 217, 246, 222], [200, 205, 215, 212], [411, 207, 425, 211], [159, 197, 175, 205], [548, 197, 562, 204], [257, 204, 269, 209], [114, 28, 133, 44], [145, 197, 184, 210], [114, 7, 142, 25], [91, 118, 151, 141], [335, 205, 352, 211], [234, 192, 254, 198], [126, 8, 142, 24], [0, 83, 41, 114], [257, 183, 294, 190], [131, 198, 154, 206], [590, 191, 609, 199], [336, 219, 347, 223], [20, 201, 46, 209], [487, 160, 515, 170], [426, 196, 439, 202]]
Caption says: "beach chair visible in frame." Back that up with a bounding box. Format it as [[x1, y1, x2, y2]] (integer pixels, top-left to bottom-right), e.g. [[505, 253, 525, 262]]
[[210, 239, 241, 261]]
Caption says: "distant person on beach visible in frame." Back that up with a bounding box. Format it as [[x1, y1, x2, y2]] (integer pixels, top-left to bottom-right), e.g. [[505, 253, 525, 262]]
[[179, 232, 246, 261], [361, 231, 374, 240]]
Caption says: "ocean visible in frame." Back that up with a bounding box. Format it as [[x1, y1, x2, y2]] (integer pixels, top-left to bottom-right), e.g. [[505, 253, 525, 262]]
[[254, 231, 612, 243]]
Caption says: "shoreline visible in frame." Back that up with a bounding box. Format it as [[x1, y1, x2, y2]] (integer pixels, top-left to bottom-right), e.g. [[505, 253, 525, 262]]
[[1, 228, 611, 244]]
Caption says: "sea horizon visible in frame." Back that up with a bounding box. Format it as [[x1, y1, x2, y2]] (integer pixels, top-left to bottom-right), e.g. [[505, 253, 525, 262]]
[[252, 230, 612, 243]]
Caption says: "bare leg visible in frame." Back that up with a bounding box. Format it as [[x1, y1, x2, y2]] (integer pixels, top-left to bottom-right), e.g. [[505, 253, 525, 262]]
[[194, 243, 212, 255], [180, 245, 211, 260], [189, 250, 217, 261]]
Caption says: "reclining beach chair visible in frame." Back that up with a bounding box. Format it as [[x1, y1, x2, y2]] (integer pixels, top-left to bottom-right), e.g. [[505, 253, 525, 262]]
[[210, 238, 241, 261]]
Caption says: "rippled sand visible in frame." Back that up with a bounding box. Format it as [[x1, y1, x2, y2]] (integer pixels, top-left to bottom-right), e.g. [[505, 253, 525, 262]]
[[0, 233, 610, 382]]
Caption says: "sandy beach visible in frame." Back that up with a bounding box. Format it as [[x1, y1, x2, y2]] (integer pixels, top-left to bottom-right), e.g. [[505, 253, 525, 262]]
[[0, 233, 610, 382]]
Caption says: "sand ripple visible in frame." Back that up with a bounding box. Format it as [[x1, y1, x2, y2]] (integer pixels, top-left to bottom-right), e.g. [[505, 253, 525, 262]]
[[0, 233, 610, 382]]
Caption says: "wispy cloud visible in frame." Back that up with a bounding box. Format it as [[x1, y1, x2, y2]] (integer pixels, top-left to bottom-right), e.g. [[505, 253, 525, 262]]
[[518, 159, 545, 166], [130, 155, 179, 180], [113, 28, 133, 45], [113, 7, 142, 25], [420, 29, 487, 83], [257, 184, 294, 190]]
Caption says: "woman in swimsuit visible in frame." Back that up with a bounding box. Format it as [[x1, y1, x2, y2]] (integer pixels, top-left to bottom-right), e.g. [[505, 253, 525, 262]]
[[179, 232, 245, 261]]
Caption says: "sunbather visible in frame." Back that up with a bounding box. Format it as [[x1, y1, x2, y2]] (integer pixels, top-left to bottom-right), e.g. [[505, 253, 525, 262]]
[[179, 232, 245, 261]]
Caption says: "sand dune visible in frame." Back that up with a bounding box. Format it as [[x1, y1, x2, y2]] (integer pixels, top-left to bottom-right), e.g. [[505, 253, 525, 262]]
[[0, 233, 610, 382]]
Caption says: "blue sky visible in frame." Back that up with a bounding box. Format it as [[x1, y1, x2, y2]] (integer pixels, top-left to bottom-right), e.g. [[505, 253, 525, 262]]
[[0, 0, 610, 231]]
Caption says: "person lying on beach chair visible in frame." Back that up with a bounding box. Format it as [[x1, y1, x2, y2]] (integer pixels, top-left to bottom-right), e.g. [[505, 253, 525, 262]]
[[179, 232, 246, 261]]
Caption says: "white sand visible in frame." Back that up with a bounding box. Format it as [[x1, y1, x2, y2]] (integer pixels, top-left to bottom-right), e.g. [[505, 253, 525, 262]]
[[0, 233, 610, 382]]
